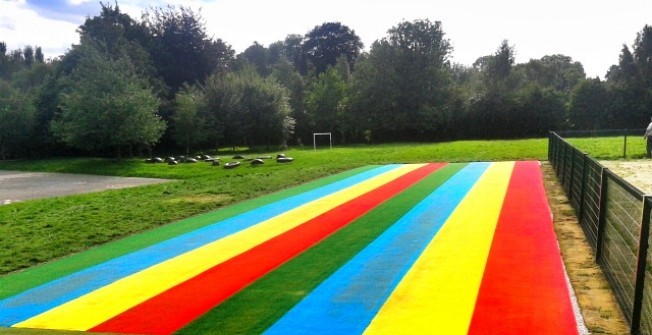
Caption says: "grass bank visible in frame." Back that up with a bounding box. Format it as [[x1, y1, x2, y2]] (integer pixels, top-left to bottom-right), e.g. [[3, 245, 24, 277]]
[[0, 139, 547, 275]]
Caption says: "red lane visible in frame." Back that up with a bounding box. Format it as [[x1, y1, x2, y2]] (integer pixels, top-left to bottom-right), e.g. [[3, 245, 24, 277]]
[[467, 161, 579, 334], [91, 163, 445, 335]]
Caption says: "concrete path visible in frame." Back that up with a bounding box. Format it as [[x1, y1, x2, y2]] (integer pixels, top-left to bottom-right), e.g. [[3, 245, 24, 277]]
[[0, 171, 171, 205]]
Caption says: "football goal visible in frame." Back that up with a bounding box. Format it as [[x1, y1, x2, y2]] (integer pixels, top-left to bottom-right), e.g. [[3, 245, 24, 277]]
[[313, 132, 332, 150]]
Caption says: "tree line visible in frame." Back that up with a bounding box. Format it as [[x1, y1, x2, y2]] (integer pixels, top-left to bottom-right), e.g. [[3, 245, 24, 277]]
[[1, 2, 652, 159]]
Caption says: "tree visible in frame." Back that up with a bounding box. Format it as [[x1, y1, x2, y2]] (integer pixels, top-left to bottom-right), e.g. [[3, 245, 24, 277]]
[[517, 55, 585, 92], [301, 22, 363, 74], [52, 42, 166, 159], [34, 47, 44, 63], [474, 40, 515, 93], [0, 80, 35, 159], [283, 34, 304, 71], [173, 85, 208, 154], [634, 25, 652, 87], [23, 46, 34, 67], [305, 66, 349, 140], [606, 25, 652, 128], [349, 19, 453, 141], [204, 67, 292, 148], [270, 58, 307, 144], [568, 78, 609, 130], [237, 42, 269, 76], [77, 2, 163, 94], [144, 5, 234, 95]]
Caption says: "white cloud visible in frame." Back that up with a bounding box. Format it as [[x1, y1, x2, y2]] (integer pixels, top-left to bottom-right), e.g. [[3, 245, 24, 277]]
[[0, 1, 79, 59]]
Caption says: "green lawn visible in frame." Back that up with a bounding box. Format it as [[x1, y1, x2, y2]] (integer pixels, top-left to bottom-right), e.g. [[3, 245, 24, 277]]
[[0, 140, 548, 276], [567, 135, 648, 159]]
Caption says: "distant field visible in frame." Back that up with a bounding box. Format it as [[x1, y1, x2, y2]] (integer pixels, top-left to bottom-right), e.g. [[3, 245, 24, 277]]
[[0, 139, 547, 275], [567, 135, 648, 159]]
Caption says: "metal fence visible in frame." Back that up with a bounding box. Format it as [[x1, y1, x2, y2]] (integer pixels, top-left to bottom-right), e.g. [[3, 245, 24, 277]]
[[549, 131, 652, 335]]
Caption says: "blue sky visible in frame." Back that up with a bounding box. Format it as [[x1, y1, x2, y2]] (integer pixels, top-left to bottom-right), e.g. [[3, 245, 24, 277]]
[[23, 0, 100, 23], [2, 0, 652, 78]]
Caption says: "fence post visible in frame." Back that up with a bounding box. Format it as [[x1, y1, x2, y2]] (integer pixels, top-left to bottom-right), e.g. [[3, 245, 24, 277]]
[[561, 141, 567, 187], [578, 153, 588, 224], [624, 129, 628, 159], [631, 196, 652, 334], [596, 167, 609, 262], [548, 132, 553, 163], [568, 149, 575, 201], [551, 133, 558, 172]]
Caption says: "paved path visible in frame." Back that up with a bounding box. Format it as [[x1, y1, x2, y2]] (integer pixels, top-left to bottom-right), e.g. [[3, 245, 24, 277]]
[[0, 171, 171, 204]]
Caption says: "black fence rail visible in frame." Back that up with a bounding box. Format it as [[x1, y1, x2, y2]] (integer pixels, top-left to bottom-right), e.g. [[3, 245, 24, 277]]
[[549, 131, 652, 335]]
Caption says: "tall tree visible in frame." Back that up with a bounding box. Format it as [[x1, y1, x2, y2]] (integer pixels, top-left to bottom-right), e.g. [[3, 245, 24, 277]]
[[568, 78, 609, 130], [634, 25, 652, 87], [23, 46, 34, 67], [173, 85, 207, 154], [34, 47, 44, 63], [270, 58, 307, 144], [474, 40, 515, 93], [52, 42, 166, 159], [349, 19, 453, 141], [238, 42, 269, 76], [302, 22, 363, 74], [77, 2, 163, 94], [0, 80, 35, 159], [517, 54, 585, 92], [144, 5, 234, 95], [204, 67, 292, 148], [305, 66, 348, 139]]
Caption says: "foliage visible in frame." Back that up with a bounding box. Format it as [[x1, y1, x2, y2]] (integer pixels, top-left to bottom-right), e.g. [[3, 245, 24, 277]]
[[77, 2, 163, 94], [204, 67, 293, 148], [144, 5, 235, 95], [0, 80, 35, 159], [51, 42, 166, 159], [301, 22, 363, 74], [173, 85, 208, 154], [348, 19, 453, 142], [568, 78, 610, 130], [305, 66, 348, 137]]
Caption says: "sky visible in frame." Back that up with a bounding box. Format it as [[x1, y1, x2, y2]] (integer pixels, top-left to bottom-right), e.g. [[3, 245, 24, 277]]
[[1, 0, 652, 79]]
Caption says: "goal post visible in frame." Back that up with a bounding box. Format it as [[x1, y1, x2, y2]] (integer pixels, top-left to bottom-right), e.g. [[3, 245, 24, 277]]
[[313, 132, 332, 150]]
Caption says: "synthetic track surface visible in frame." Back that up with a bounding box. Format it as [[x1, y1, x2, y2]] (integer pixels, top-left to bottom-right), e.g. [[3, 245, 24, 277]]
[[0, 161, 580, 335]]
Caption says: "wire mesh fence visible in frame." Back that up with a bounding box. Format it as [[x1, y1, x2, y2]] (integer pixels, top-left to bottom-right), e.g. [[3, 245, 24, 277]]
[[549, 131, 652, 335]]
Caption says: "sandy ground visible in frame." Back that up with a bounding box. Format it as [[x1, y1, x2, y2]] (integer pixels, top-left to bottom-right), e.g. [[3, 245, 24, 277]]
[[542, 163, 629, 334], [0, 171, 171, 205], [600, 160, 652, 194]]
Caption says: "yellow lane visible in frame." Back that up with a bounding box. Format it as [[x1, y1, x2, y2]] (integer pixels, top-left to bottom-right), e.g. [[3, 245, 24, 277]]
[[363, 162, 514, 335], [16, 164, 425, 331]]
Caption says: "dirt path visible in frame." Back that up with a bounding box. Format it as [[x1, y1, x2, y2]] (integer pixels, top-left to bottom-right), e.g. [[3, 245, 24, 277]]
[[541, 162, 629, 334]]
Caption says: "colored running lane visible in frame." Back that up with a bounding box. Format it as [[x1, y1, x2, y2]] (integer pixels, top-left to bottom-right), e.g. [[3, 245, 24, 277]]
[[0, 161, 580, 335]]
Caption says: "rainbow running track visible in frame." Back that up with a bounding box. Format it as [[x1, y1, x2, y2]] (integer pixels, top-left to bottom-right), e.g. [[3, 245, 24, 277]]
[[0, 161, 581, 334]]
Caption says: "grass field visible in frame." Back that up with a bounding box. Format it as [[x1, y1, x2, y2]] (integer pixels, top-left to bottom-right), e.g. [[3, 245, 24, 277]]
[[0, 139, 548, 276], [567, 135, 648, 159]]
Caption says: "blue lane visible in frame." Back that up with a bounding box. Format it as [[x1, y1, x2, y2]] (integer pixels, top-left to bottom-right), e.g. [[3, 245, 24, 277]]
[[0, 164, 403, 326], [263, 162, 490, 335]]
